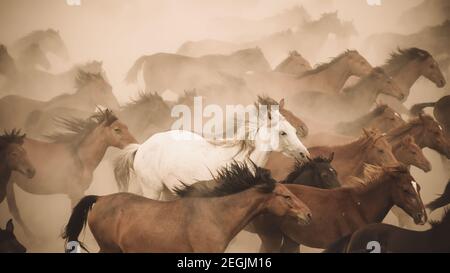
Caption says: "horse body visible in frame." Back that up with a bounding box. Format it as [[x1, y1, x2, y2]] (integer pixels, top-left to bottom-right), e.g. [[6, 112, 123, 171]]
[[253, 165, 426, 252], [64, 164, 312, 253]]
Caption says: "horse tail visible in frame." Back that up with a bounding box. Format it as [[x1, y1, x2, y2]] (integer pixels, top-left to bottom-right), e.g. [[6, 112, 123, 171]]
[[62, 195, 99, 252], [125, 56, 147, 84], [114, 144, 140, 192], [323, 234, 352, 253], [410, 102, 436, 116], [6, 181, 34, 238]]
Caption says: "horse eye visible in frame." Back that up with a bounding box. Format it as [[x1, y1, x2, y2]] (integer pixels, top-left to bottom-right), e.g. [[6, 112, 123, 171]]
[[114, 128, 122, 133], [280, 131, 287, 136], [378, 149, 384, 153]]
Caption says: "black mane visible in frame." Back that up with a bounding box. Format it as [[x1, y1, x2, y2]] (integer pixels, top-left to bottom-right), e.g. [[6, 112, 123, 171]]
[[283, 156, 332, 184], [175, 162, 276, 198]]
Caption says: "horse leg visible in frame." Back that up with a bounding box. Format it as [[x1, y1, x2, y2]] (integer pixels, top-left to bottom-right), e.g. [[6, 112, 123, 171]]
[[280, 235, 301, 253], [6, 181, 35, 239]]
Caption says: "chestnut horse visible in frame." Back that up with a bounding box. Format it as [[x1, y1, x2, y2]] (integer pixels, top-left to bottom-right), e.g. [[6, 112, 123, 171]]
[[386, 114, 450, 159], [0, 130, 35, 204], [266, 129, 398, 182], [252, 165, 426, 252], [63, 163, 312, 253], [7, 109, 137, 238]]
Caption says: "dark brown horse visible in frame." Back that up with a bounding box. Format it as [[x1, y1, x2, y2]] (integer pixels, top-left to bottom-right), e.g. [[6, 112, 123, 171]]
[[427, 179, 450, 212], [7, 109, 137, 238], [326, 209, 450, 253], [387, 114, 450, 159], [252, 165, 426, 252], [0, 219, 26, 253], [62, 163, 312, 253], [0, 130, 35, 204]]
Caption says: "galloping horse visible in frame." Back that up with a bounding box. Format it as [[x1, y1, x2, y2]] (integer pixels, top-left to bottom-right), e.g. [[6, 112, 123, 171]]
[[114, 97, 309, 200], [7, 109, 136, 238], [379, 48, 446, 114], [63, 163, 312, 253], [274, 51, 312, 76], [0, 130, 35, 204], [0, 70, 120, 133], [252, 165, 426, 252], [11, 29, 69, 65], [291, 67, 405, 121], [266, 129, 398, 183], [411, 95, 450, 138]]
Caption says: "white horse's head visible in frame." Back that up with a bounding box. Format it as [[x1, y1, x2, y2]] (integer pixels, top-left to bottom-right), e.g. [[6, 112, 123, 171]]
[[254, 105, 310, 162]]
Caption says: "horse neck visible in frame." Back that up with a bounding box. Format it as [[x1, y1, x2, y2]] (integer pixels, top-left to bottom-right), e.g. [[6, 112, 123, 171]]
[[390, 61, 422, 93], [210, 189, 270, 243], [76, 129, 109, 173], [351, 178, 393, 223], [344, 79, 379, 106], [319, 59, 352, 92], [47, 88, 94, 111], [249, 148, 271, 167], [292, 168, 317, 186], [389, 124, 423, 148], [330, 139, 367, 177]]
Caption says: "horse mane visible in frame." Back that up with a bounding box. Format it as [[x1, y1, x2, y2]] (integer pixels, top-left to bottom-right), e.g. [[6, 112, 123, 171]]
[[298, 50, 356, 78], [382, 48, 431, 75], [46, 109, 117, 148], [75, 70, 106, 89], [275, 51, 305, 71], [325, 129, 386, 157], [356, 164, 409, 188], [175, 161, 276, 198], [336, 104, 390, 131], [283, 156, 331, 184], [429, 208, 450, 229], [0, 129, 26, 147], [387, 114, 433, 141], [123, 91, 167, 110]]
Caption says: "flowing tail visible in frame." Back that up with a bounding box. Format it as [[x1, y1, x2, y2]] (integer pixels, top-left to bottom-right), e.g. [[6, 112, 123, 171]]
[[62, 195, 99, 252], [114, 144, 140, 192], [323, 234, 352, 253], [410, 102, 436, 116], [125, 56, 148, 84]]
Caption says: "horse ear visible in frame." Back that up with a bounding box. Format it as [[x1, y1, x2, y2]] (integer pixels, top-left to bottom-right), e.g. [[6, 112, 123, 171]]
[[328, 152, 334, 162], [5, 219, 14, 233], [362, 128, 370, 137], [279, 98, 285, 109]]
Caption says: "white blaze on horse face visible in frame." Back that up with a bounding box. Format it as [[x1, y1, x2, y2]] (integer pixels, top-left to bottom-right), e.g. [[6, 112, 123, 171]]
[[411, 181, 418, 194], [275, 111, 309, 161]]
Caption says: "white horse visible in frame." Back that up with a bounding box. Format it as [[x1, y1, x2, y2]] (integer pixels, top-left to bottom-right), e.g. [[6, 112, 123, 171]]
[[114, 100, 309, 200]]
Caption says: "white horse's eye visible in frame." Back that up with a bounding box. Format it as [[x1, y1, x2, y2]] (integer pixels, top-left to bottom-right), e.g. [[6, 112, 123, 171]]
[[280, 131, 287, 136]]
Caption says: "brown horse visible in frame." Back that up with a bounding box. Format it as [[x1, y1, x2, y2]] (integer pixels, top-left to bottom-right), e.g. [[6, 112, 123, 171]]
[[386, 114, 450, 159], [378, 48, 446, 114], [274, 51, 312, 76], [7, 109, 136, 238], [266, 129, 397, 182], [335, 104, 406, 137], [252, 164, 426, 252], [326, 209, 450, 253], [427, 179, 450, 212], [392, 135, 431, 172], [0, 70, 120, 132], [0, 130, 35, 204], [62, 163, 312, 253]]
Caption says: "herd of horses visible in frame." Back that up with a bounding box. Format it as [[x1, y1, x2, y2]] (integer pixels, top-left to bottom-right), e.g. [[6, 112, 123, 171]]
[[0, 9, 450, 253]]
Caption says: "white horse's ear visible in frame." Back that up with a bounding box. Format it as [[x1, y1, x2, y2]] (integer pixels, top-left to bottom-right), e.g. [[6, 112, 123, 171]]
[[279, 98, 285, 109], [95, 105, 108, 113]]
